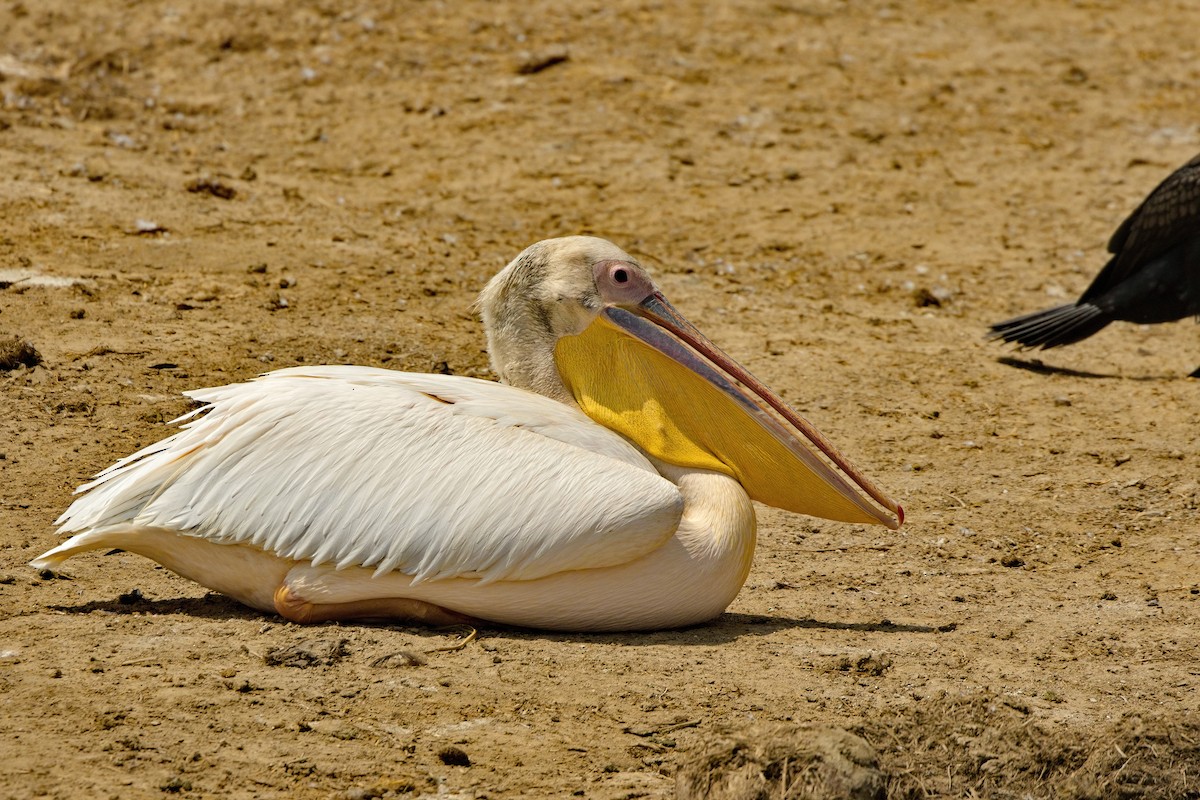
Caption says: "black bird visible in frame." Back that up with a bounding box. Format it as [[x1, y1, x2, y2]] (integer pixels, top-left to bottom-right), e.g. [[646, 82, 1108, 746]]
[[990, 153, 1200, 373]]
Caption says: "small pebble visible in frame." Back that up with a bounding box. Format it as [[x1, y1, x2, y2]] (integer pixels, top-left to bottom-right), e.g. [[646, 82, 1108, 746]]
[[515, 45, 569, 75], [159, 775, 192, 793], [117, 588, 146, 604]]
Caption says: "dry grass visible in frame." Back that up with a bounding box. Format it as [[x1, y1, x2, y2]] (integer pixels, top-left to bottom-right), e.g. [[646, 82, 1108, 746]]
[[862, 693, 1200, 799], [676, 724, 885, 800], [673, 695, 1200, 800]]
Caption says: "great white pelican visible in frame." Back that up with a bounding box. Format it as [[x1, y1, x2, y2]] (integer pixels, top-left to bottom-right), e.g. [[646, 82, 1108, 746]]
[[32, 236, 902, 631]]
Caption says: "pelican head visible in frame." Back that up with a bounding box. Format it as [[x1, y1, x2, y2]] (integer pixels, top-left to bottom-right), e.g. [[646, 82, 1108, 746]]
[[478, 236, 654, 403], [479, 236, 903, 530]]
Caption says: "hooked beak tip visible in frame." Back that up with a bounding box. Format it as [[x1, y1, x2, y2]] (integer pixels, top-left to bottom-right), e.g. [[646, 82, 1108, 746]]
[[615, 291, 905, 530]]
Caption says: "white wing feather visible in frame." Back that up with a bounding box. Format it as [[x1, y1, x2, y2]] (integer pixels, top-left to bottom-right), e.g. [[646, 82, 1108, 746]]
[[56, 367, 683, 583]]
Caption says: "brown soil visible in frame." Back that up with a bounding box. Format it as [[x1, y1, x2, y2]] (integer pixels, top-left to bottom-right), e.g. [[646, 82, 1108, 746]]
[[2, 1, 1199, 798]]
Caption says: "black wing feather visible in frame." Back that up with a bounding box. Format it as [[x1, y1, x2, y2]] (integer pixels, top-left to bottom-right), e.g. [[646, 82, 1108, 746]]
[[1081, 154, 1200, 303]]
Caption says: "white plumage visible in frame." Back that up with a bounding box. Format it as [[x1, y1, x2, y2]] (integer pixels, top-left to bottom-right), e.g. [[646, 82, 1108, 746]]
[[51, 368, 682, 584], [33, 236, 900, 631]]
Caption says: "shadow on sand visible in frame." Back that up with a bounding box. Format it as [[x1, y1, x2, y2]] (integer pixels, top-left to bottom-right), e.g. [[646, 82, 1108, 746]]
[[996, 355, 1182, 380], [48, 593, 948, 645], [50, 592, 267, 622]]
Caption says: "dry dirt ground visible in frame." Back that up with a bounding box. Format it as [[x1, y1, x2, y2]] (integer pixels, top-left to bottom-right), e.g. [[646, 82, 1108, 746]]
[[2, 1, 1199, 798]]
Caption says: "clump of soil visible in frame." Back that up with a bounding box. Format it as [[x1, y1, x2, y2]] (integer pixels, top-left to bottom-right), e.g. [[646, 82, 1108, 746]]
[[263, 638, 350, 668], [0, 335, 41, 371], [437, 746, 471, 767]]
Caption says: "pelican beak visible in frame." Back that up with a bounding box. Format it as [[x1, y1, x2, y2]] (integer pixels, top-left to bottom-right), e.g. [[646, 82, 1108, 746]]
[[555, 291, 903, 530]]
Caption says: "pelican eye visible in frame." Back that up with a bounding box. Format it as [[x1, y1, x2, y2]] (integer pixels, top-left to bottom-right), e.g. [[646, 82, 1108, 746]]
[[593, 259, 650, 305]]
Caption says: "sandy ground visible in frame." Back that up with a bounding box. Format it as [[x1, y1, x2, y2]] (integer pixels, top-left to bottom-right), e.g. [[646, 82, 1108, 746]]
[[2, 1, 1199, 797]]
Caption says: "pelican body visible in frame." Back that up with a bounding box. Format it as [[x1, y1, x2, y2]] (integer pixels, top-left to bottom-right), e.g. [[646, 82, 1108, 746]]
[[33, 237, 901, 631]]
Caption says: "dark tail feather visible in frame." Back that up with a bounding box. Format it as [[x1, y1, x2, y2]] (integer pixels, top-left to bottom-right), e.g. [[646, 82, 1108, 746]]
[[989, 303, 1111, 349]]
